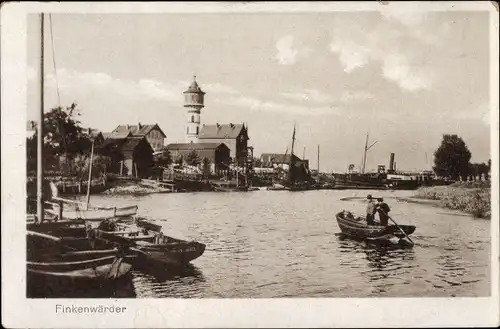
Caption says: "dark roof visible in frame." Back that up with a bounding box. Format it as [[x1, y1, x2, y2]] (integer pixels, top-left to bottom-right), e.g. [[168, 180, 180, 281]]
[[261, 153, 302, 164], [183, 77, 205, 94], [198, 123, 246, 139], [100, 136, 152, 153], [166, 142, 227, 151], [120, 137, 148, 151], [112, 123, 166, 138], [103, 131, 132, 139]]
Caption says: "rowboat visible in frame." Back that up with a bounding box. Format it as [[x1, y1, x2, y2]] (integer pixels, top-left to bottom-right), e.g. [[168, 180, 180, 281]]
[[26, 230, 133, 298], [266, 183, 288, 191], [91, 218, 206, 267], [335, 211, 415, 239], [51, 196, 139, 218], [212, 184, 248, 192], [46, 207, 116, 221]]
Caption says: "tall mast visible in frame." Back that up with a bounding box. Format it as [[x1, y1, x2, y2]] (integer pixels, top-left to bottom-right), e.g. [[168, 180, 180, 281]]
[[362, 133, 369, 174], [37, 13, 45, 223], [361, 132, 378, 174], [289, 125, 296, 183], [317, 144, 320, 173]]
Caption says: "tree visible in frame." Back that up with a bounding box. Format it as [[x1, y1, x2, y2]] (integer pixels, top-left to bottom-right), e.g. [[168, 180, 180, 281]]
[[155, 148, 172, 168], [42, 103, 91, 157], [433, 134, 472, 180], [253, 157, 262, 168], [202, 157, 212, 178], [186, 150, 201, 167], [176, 155, 184, 167], [26, 103, 92, 174]]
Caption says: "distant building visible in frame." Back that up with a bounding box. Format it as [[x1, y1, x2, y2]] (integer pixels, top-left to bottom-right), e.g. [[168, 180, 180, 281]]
[[198, 123, 249, 166], [100, 136, 154, 178], [83, 128, 104, 145], [110, 123, 166, 152], [166, 142, 230, 174], [260, 153, 308, 170]]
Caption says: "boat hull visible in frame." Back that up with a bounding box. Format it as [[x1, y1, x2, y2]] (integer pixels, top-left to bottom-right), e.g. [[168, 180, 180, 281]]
[[134, 241, 206, 267], [335, 212, 415, 239]]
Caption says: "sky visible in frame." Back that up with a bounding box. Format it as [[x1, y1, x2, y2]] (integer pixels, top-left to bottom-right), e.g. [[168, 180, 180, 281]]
[[26, 9, 493, 173]]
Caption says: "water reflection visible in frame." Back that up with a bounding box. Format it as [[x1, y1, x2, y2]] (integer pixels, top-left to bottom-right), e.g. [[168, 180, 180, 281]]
[[132, 264, 206, 298], [87, 190, 490, 298]]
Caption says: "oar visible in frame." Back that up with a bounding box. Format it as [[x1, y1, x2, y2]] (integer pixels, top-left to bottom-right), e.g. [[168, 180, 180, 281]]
[[380, 210, 415, 246]]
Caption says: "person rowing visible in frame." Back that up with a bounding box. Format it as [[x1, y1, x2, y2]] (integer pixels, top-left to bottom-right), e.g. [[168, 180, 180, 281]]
[[375, 197, 391, 226]]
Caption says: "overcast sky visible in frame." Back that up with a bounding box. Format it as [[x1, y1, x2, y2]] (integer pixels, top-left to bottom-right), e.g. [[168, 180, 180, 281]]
[[27, 9, 492, 172]]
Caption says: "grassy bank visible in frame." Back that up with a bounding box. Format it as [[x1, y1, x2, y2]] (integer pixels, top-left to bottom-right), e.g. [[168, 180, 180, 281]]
[[414, 183, 491, 219]]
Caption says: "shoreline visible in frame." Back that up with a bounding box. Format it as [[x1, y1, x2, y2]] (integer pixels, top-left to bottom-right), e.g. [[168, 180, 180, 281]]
[[412, 184, 491, 219]]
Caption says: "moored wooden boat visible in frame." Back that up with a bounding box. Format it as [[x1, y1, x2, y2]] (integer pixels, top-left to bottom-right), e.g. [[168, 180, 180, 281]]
[[212, 184, 248, 192], [335, 211, 415, 239], [26, 230, 133, 298], [266, 183, 289, 191], [45, 206, 117, 221], [52, 196, 139, 218], [91, 218, 206, 267]]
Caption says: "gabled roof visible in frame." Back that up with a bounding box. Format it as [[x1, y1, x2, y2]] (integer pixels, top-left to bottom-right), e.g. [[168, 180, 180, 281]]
[[261, 153, 301, 164], [103, 131, 132, 139], [166, 142, 227, 151], [100, 136, 152, 153], [120, 137, 149, 151], [198, 123, 246, 140], [112, 123, 166, 138]]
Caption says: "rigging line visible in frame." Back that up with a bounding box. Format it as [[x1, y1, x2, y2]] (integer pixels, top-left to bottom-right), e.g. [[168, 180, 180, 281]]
[[48, 13, 71, 176], [48, 14, 61, 107]]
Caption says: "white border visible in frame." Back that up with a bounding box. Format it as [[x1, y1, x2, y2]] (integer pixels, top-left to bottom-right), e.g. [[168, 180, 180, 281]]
[[1, 2, 499, 328]]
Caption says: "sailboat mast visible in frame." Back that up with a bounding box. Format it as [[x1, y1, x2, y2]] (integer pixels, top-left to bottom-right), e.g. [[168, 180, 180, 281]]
[[317, 144, 320, 173], [85, 140, 94, 210], [289, 125, 296, 183], [37, 13, 45, 223], [362, 133, 369, 174]]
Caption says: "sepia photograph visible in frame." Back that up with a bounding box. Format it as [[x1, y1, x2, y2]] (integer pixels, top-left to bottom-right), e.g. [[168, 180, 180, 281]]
[[1, 1, 499, 328]]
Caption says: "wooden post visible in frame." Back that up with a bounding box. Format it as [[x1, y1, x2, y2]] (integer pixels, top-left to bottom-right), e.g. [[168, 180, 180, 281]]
[[36, 13, 45, 224], [78, 181, 82, 193], [58, 200, 63, 221], [120, 161, 123, 176], [85, 140, 95, 210], [134, 162, 139, 178]]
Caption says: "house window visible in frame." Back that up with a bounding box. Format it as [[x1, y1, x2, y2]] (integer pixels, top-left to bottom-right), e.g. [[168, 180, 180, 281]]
[[191, 115, 194, 123], [187, 127, 189, 134], [196, 126, 199, 134]]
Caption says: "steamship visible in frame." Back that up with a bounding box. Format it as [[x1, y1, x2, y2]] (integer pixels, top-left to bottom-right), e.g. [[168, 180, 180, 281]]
[[333, 151, 434, 190]]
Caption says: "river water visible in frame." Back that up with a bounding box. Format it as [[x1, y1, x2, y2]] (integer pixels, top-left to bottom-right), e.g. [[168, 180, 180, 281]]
[[90, 189, 491, 298]]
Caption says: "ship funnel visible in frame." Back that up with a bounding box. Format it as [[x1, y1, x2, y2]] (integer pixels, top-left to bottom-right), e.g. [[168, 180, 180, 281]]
[[389, 153, 395, 172]]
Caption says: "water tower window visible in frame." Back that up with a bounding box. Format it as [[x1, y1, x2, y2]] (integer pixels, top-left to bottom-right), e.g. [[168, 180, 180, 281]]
[[196, 126, 199, 134], [187, 127, 189, 134]]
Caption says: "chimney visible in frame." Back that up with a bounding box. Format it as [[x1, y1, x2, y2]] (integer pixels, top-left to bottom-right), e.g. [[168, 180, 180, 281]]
[[230, 123, 234, 128], [216, 123, 220, 128], [138, 122, 142, 129], [126, 124, 129, 130], [389, 153, 395, 172]]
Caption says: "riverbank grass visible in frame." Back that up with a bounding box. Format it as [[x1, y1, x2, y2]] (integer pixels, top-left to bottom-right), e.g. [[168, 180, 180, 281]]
[[414, 184, 491, 219]]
